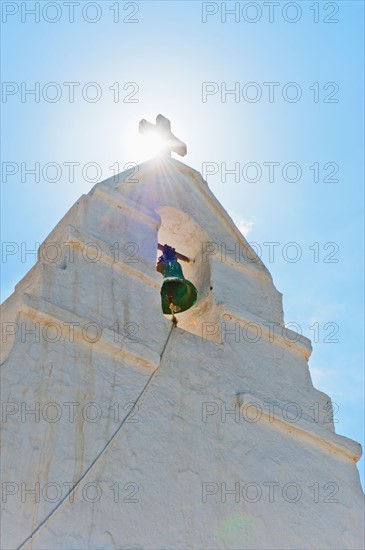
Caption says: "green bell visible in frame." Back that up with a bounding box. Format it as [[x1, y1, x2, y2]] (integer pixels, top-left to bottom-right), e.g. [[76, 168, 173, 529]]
[[156, 245, 198, 314]]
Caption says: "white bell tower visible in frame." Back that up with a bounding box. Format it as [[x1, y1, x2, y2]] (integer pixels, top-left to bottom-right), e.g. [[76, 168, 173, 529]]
[[1, 118, 363, 549]]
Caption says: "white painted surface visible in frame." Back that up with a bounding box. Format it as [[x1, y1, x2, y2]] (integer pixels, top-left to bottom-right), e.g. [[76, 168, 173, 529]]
[[1, 157, 363, 549]]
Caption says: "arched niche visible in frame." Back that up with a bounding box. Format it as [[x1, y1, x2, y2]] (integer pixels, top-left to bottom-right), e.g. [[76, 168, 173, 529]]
[[156, 207, 222, 341]]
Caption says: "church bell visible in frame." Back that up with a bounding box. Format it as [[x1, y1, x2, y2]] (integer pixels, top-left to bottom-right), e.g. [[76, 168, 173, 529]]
[[156, 244, 198, 314]]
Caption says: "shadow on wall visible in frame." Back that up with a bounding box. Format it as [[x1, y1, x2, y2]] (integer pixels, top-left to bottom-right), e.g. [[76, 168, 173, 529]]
[[157, 207, 222, 341]]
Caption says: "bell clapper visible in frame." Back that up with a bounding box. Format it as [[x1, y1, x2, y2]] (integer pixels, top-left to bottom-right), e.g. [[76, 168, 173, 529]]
[[169, 303, 179, 327]]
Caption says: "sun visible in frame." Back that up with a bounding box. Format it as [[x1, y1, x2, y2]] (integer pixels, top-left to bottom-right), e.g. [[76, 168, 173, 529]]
[[122, 119, 169, 164], [139, 131, 167, 158]]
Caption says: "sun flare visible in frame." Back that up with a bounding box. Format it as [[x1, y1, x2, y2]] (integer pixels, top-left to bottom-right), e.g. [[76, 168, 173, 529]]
[[122, 121, 169, 163], [140, 131, 167, 158]]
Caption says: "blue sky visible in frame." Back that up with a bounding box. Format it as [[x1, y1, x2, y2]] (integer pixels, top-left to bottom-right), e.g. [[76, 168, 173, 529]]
[[1, 1, 364, 487]]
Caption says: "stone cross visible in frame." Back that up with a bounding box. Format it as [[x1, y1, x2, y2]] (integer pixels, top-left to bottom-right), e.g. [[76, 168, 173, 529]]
[[139, 114, 187, 157]]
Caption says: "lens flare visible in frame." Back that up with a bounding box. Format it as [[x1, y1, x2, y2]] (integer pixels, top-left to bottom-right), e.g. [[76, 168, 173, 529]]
[[216, 514, 257, 546]]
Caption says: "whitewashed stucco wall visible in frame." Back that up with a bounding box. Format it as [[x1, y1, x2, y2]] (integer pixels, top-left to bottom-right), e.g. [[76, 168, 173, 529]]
[[1, 157, 363, 549]]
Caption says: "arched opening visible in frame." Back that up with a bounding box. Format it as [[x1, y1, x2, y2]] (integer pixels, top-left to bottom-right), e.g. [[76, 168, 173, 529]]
[[156, 207, 221, 340]]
